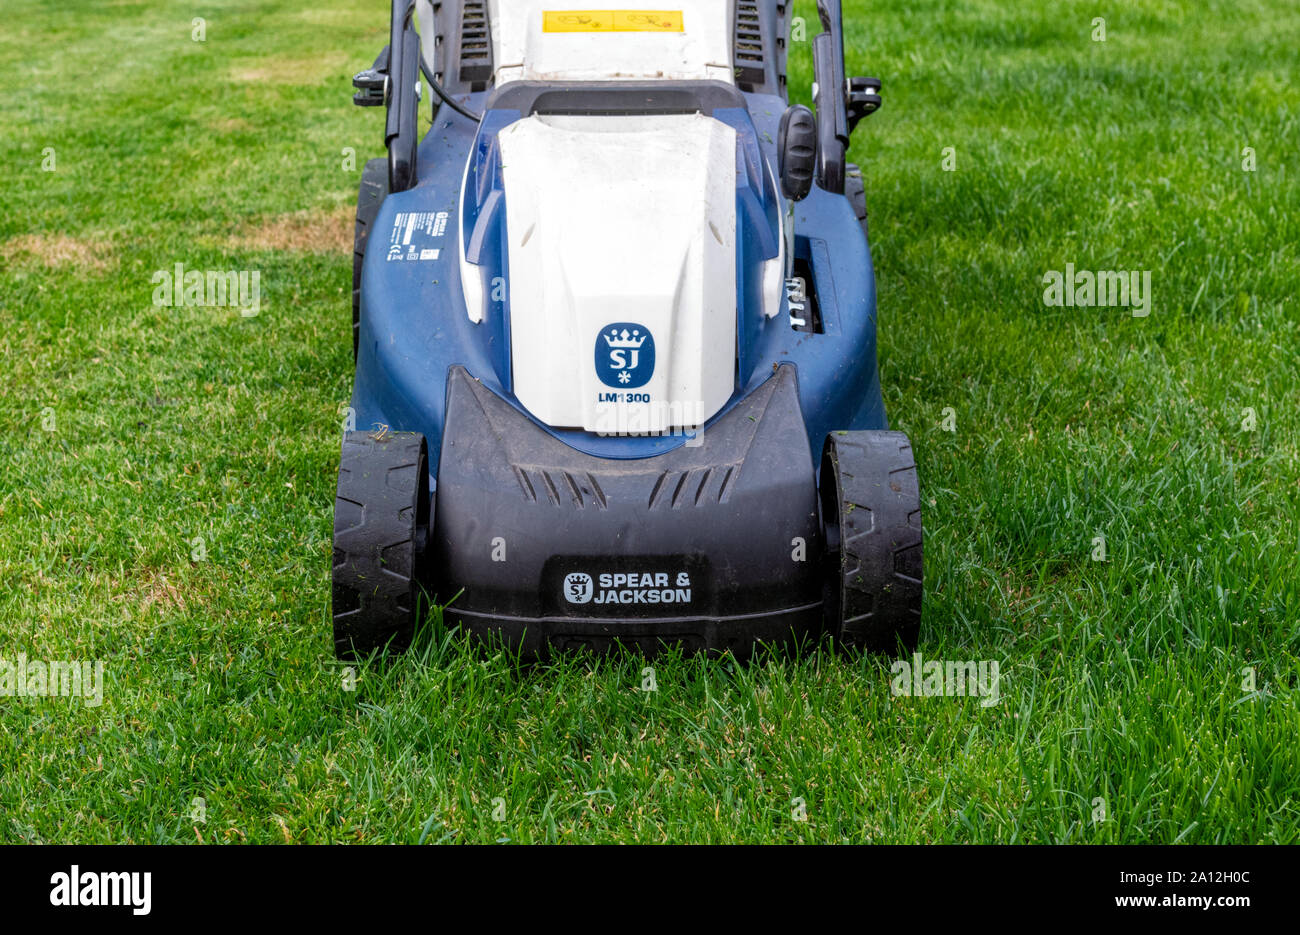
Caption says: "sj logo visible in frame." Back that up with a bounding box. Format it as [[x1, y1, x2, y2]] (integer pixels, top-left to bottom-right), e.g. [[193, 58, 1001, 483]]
[[595, 322, 655, 389], [564, 573, 593, 604]]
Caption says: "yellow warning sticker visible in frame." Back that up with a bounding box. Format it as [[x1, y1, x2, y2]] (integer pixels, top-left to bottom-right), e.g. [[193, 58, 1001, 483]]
[[613, 10, 683, 31], [543, 10, 684, 33]]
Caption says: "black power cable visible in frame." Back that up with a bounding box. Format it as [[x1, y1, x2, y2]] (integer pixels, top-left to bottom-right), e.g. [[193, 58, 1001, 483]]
[[420, 58, 483, 123]]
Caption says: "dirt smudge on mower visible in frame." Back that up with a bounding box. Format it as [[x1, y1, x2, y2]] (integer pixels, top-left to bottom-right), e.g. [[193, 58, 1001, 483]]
[[229, 206, 353, 253], [0, 234, 112, 272]]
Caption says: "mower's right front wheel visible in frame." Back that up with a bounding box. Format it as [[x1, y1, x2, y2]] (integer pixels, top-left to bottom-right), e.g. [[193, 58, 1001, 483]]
[[332, 430, 431, 659], [821, 430, 923, 653]]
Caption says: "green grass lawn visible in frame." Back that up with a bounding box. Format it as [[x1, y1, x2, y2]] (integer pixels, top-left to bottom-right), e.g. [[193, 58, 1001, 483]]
[[1, 0, 1296, 843]]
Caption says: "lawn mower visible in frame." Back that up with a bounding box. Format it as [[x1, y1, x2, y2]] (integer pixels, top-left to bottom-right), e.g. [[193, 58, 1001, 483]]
[[331, 0, 922, 659]]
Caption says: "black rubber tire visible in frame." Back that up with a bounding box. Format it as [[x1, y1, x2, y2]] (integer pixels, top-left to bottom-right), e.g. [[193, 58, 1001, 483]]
[[846, 163, 869, 241], [352, 158, 389, 361], [821, 430, 922, 653], [332, 430, 431, 659]]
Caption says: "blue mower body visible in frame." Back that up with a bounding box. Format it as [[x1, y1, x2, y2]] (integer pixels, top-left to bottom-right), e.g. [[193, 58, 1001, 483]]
[[330, 0, 921, 659], [352, 98, 887, 467]]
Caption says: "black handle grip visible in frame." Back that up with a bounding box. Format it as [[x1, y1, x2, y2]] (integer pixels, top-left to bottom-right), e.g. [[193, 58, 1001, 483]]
[[778, 105, 817, 201], [813, 32, 846, 194], [385, 0, 420, 192]]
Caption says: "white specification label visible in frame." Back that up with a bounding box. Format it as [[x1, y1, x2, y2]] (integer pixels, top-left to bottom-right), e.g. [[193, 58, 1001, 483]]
[[387, 211, 449, 262]]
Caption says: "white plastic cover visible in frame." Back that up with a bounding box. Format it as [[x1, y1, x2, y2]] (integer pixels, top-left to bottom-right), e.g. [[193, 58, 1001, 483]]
[[496, 113, 738, 433], [487, 0, 735, 85]]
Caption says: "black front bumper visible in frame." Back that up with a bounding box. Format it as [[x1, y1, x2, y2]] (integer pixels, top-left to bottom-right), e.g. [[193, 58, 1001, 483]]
[[432, 364, 825, 655]]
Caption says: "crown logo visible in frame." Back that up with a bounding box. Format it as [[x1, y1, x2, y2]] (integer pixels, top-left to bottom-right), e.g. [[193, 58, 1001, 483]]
[[603, 328, 646, 350]]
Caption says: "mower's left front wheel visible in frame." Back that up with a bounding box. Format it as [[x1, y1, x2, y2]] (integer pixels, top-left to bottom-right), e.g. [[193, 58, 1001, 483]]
[[332, 431, 431, 659], [821, 430, 923, 653]]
